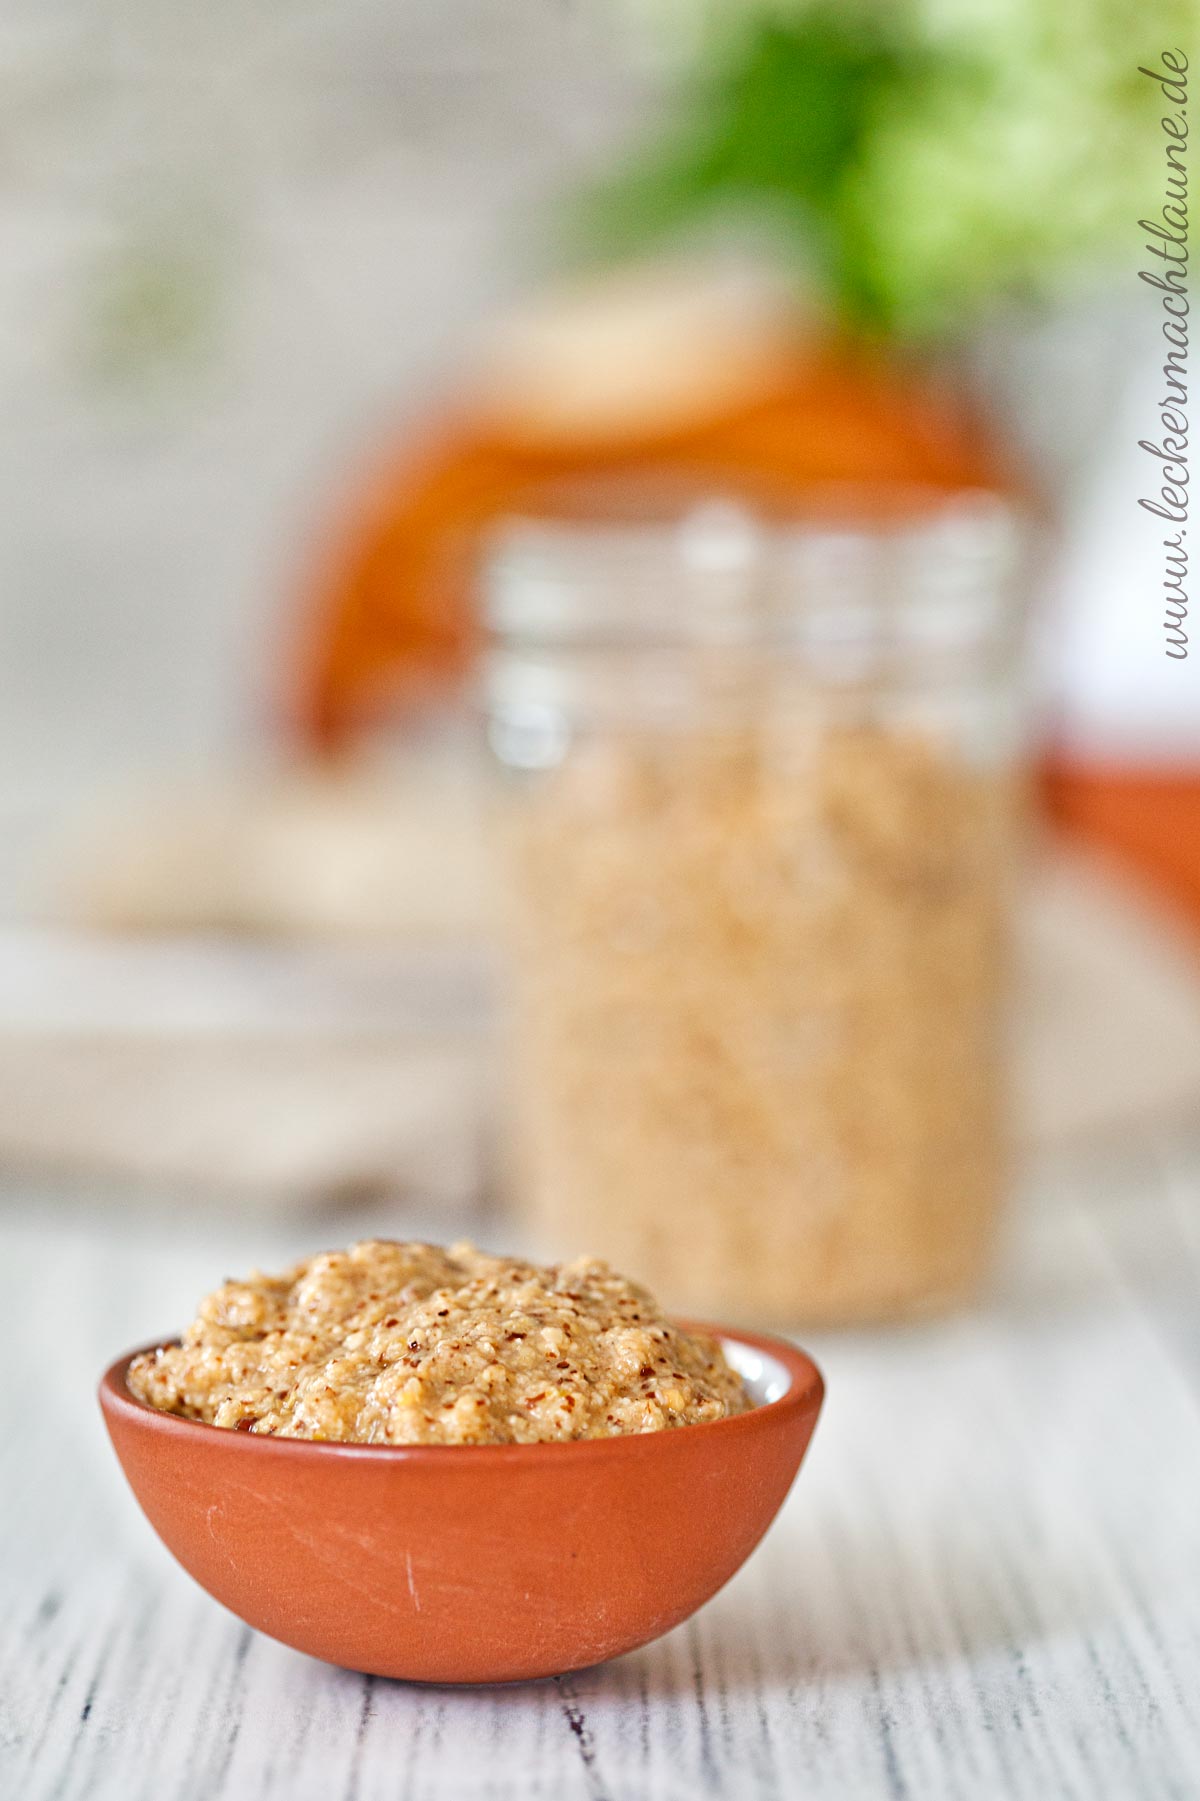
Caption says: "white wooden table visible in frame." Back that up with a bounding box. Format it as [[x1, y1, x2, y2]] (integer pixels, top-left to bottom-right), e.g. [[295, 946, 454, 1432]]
[[4, 1135, 1200, 1801]]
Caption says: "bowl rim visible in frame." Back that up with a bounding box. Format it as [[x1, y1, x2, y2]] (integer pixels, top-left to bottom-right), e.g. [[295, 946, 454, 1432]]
[[99, 1321, 823, 1465]]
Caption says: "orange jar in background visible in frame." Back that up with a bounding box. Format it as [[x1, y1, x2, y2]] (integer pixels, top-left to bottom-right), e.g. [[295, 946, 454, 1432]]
[[287, 270, 1004, 751]]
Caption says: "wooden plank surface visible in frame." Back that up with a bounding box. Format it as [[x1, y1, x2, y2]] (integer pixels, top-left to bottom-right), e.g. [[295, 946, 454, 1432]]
[[3, 1139, 1200, 1801]]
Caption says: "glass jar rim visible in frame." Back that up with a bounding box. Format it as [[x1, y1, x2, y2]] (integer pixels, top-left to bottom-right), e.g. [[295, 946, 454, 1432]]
[[483, 484, 1024, 653]]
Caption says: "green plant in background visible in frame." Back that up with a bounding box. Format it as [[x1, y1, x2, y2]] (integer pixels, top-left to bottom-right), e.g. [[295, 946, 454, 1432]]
[[570, 0, 1192, 340], [81, 213, 229, 390]]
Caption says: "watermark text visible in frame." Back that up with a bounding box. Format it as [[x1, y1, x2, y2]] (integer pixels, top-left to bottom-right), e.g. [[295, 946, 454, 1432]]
[[1138, 50, 1190, 658]]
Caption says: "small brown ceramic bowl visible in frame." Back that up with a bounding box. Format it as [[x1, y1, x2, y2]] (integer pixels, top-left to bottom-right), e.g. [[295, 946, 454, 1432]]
[[100, 1326, 822, 1684]]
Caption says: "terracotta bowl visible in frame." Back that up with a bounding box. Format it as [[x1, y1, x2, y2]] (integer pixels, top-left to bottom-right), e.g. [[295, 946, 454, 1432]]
[[99, 1326, 822, 1684]]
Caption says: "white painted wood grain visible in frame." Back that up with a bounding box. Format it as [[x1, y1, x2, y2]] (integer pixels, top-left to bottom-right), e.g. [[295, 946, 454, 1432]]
[[3, 1140, 1200, 1800]]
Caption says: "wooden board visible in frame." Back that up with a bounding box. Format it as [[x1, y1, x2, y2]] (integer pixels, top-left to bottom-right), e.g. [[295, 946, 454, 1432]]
[[3, 1140, 1200, 1799]]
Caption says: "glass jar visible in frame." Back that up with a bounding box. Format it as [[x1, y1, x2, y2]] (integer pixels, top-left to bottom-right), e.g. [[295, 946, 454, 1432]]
[[482, 489, 1027, 1325]]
